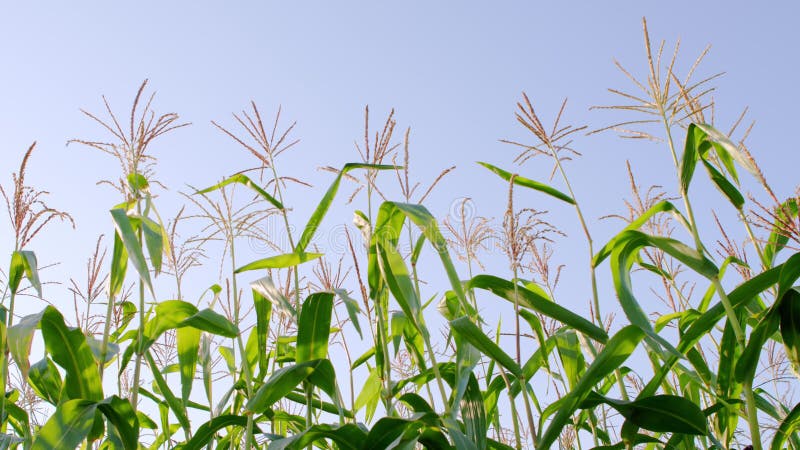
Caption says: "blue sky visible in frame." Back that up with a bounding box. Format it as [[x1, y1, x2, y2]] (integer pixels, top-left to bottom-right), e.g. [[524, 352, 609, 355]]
[[1, 0, 799, 370]]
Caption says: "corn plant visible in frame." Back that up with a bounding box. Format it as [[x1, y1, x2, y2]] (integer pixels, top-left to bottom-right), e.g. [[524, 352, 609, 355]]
[[0, 19, 798, 450]]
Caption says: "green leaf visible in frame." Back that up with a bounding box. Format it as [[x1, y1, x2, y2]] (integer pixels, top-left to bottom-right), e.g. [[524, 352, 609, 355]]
[[771, 400, 800, 450], [236, 251, 323, 273], [145, 351, 191, 436], [266, 423, 366, 450], [735, 299, 781, 383], [695, 123, 759, 179], [195, 173, 285, 210], [144, 300, 239, 354], [253, 284, 273, 379], [177, 326, 201, 407], [593, 200, 691, 267], [180, 309, 238, 338], [296, 163, 395, 253], [461, 372, 488, 450], [141, 216, 165, 275], [295, 292, 334, 363], [680, 123, 705, 193], [28, 358, 62, 405], [110, 208, 153, 296], [8, 310, 45, 380], [109, 232, 128, 298], [7, 251, 25, 296], [251, 276, 297, 319], [246, 359, 334, 413], [539, 325, 645, 449], [700, 158, 744, 210], [41, 306, 103, 401], [375, 201, 470, 314], [32, 399, 97, 450], [555, 329, 585, 390], [8, 250, 41, 297], [609, 231, 714, 356], [334, 288, 363, 339], [780, 288, 800, 374], [127, 172, 149, 193], [467, 275, 608, 343], [174, 415, 252, 450], [581, 392, 707, 435], [95, 396, 139, 450], [355, 367, 382, 421], [451, 316, 521, 378], [19, 250, 41, 297], [362, 415, 435, 450], [640, 260, 792, 398], [764, 198, 798, 266], [376, 238, 424, 332], [478, 161, 575, 204]]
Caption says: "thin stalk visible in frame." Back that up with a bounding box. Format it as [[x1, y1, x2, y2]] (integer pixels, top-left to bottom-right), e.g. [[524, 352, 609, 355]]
[[0, 288, 15, 433], [547, 148, 601, 326], [511, 266, 537, 443], [230, 245, 256, 449], [265, 152, 301, 307], [497, 368, 523, 450], [421, 330, 449, 414], [332, 308, 356, 419], [373, 291, 395, 415], [366, 181, 396, 416], [131, 198, 145, 412], [546, 148, 631, 415], [98, 293, 117, 381]]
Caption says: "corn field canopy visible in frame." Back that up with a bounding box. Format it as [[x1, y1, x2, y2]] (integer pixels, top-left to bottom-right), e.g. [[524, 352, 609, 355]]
[[1, 6, 800, 450]]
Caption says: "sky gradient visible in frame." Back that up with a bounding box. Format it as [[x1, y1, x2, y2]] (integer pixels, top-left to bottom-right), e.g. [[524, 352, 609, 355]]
[[1, 1, 799, 352]]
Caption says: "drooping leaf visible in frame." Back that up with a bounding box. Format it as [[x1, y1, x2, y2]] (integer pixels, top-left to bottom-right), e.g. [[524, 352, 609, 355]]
[[246, 359, 334, 413], [467, 275, 608, 343], [235, 252, 323, 273], [266, 423, 366, 450], [195, 173, 284, 210], [451, 316, 521, 378], [251, 276, 297, 319], [580, 391, 708, 435], [174, 415, 253, 450], [478, 161, 575, 204]]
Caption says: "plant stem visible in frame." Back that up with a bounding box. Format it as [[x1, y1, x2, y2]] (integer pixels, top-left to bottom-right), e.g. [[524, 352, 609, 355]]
[[547, 149, 602, 326], [510, 266, 537, 443], [230, 244, 256, 449], [0, 289, 15, 434], [99, 293, 116, 381], [131, 198, 145, 412]]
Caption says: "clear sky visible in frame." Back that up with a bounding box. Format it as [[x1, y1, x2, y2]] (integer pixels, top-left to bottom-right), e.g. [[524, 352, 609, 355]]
[[1, 0, 799, 381]]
